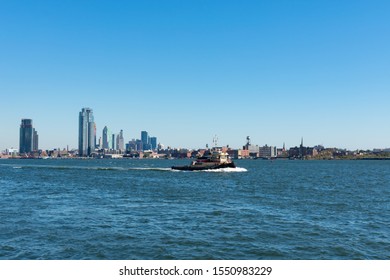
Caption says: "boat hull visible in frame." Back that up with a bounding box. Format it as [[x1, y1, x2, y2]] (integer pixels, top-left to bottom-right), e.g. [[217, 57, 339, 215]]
[[171, 162, 236, 171]]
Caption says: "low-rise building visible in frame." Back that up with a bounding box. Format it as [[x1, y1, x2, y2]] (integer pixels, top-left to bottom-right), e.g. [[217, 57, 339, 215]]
[[259, 145, 277, 158]]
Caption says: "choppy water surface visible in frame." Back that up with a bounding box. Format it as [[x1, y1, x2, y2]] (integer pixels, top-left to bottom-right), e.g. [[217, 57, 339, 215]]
[[0, 159, 389, 259]]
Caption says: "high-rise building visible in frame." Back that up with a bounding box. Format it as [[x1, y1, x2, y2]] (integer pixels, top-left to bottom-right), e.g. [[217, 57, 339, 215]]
[[78, 108, 95, 156], [98, 137, 102, 149], [136, 139, 143, 151], [126, 139, 137, 152], [111, 134, 115, 150], [116, 130, 124, 152], [93, 123, 97, 148], [20, 119, 38, 154], [141, 131, 148, 147], [102, 126, 109, 149], [150, 137, 157, 150], [33, 129, 39, 151], [141, 131, 152, 150]]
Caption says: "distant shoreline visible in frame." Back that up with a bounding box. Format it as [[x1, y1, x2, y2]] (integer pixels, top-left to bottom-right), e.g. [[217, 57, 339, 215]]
[[2, 157, 390, 161]]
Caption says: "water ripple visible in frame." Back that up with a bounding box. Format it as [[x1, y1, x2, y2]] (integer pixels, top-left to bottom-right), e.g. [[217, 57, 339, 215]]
[[1, 159, 389, 259]]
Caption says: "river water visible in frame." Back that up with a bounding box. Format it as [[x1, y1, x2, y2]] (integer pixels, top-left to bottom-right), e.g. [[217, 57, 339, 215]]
[[0, 159, 389, 259]]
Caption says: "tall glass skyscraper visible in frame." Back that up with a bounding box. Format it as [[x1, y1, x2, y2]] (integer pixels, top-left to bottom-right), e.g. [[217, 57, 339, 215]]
[[111, 134, 115, 150], [141, 130, 150, 150], [116, 129, 124, 151], [141, 131, 148, 145], [33, 129, 39, 151], [102, 126, 109, 149], [78, 108, 95, 156], [20, 119, 38, 154], [150, 137, 157, 151]]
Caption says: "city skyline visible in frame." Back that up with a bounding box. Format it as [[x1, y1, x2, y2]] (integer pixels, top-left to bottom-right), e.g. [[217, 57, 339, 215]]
[[1, 1, 390, 151], [3, 104, 390, 152], [7, 111, 390, 154]]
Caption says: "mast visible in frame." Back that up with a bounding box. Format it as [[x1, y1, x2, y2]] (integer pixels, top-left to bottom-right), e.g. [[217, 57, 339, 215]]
[[213, 135, 218, 148]]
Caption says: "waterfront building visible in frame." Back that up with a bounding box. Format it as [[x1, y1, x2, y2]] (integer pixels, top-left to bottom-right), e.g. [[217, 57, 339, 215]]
[[5, 148, 18, 157], [288, 138, 318, 159], [141, 131, 152, 150], [98, 137, 102, 149], [33, 129, 39, 151], [126, 139, 137, 152], [111, 134, 115, 150], [102, 126, 110, 149], [78, 108, 95, 156], [259, 145, 277, 158], [116, 130, 124, 152], [20, 119, 38, 154], [242, 136, 259, 157], [243, 143, 259, 157], [136, 139, 143, 151], [150, 137, 157, 151], [93, 123, 97, 149], [141, 131, 148, 149]]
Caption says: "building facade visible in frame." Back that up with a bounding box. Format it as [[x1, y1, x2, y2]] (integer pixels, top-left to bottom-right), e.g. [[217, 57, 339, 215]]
[[150, 137, 157, 151], [141, 131, 148, 149], [33, 129, 39, 151], [111, 134, 115, 150], [259, 145, 277, 158], [116, 130, 124, 152], [102, 126, 109, 150], [20, 119, 38, 154], [141, 131, 152, 150], [78, 108, 95, 156]]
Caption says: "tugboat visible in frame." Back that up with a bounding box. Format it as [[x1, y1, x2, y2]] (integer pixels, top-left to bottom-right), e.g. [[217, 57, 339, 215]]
[[172, 149, 235, 171]]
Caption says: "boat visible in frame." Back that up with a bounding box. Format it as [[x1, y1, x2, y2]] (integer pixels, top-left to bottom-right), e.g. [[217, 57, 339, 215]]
[[171, 149, 236, 171]]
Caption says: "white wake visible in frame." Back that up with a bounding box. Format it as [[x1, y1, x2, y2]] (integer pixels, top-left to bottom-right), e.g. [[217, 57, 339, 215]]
[[201, 167, 248, 173]]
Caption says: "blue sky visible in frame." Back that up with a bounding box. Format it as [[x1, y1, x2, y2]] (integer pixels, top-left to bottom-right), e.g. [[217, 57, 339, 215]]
[[1, 0, 389, 150]]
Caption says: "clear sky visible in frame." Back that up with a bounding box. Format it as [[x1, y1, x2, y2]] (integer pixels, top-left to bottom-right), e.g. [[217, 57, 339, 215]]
[[1, 0, 389, 151]]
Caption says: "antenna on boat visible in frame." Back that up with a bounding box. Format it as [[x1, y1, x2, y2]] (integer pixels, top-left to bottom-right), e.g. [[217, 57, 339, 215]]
[[213, 135, 218, 147]]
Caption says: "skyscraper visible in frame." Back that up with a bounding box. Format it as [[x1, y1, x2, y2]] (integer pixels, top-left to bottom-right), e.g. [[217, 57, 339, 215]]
[[141, 131, 148, 147], [20, 119, 38, 154], [78, 108, 95, 156], [141, 131, 151, 150], [102, 126, 109, 149], [116, 130, 124, 152], [98, 136, 102, 149], [93, 123, 97, 149], [150, 137, 157, 151], [111, 134, 115, 150], [33, 129, 39, 151]]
